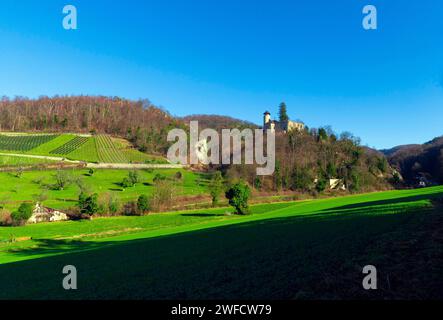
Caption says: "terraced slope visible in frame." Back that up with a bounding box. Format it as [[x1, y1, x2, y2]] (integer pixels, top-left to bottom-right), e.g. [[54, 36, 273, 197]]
[[0, 134, 58, 152], [50, 136, 89, 155], [95, 135, 127, 163], [65, 137, 100, 163], [28, 134, 77, 155], [0, 133, 167, 165]]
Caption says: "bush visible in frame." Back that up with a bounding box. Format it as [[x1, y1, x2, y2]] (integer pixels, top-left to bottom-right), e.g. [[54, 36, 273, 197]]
[[0, 209, 12, 226], [254, 177, 262, 190], [349, 173, 361, 193], [123, 201, 138, 216], [108, 193, 120, 215], [121, 171, 141, 188], [174, 171, 183, 181], [153, 173, 167, 183], [208, 171, 224, 207], [316, 177, 327, 193], [53, 170, 73, 190], [121, 177, 133, 188], [11, 203, 34, 226], [128, 170, 140, 186], [151, 180, 176, 211], [137, 195, 150, 214], [225, 181, 251, 215], [78, 193, 99, 216], [290, 167, 313, 191]]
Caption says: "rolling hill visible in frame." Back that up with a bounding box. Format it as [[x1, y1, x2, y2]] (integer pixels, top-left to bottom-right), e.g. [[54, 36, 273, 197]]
[[383, 136, 443, 184]]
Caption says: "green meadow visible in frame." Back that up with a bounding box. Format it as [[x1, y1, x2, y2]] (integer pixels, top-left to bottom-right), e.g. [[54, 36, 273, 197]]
[[1, 186, 442, 299], [0, 169, 208, 210]]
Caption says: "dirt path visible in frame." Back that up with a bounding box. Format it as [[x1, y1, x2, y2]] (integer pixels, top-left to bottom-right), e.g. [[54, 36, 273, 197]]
[[0, 152, 81, 163], [86, 163, 184, 169]]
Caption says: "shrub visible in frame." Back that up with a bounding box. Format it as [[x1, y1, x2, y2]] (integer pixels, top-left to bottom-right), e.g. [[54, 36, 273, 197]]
[[349, 173, 361, 193], [15, 167, 24, 178], [121, 171, 141, 188], [123, 201, 138, 216], [254, 177, 262, 190], [174, 171, 183, 181], [225, 181, 251, 215], [11, 203, 34, 226], [151, 180, 176, 211], [53, 170, 73, 190], [121, 177, 133, 188], [108, 193, 120, 215], [290, 167, 314, 191], [316, 177, 327, 193], [137, 195, 150, 214], [153, 173, 167, 183], [377, 157, 388, 173], [208, 171, 224, 207], [78, 193, 99, 216], [0, 209, 12, 226], [128, 170, 140, 186], [75, 177, 92, 194]]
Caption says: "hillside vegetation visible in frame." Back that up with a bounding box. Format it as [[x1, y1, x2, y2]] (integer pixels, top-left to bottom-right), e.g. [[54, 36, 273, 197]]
[[0, 96, 183, 154], [384, 136, 443, 184], [0, 133, 166, 165], [226, 128, 392, 193]]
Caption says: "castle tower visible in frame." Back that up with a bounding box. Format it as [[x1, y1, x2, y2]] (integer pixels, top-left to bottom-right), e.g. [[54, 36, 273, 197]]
[[263, 111, 271, 127]]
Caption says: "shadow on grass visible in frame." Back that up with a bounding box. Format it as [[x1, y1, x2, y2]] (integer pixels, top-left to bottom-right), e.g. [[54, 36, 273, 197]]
[[1, 192, 442, 299], [7, 239, 116, 258], [180, 213, 224, 217], [55, 198, 77, 203], [321, 191, 443, 212], [6, 192, 435, 260]]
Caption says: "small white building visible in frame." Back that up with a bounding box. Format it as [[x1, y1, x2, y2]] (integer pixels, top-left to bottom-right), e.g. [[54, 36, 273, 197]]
[[314, 178, 346, 191], [329, 179, 346, 191], [28, 203, 69, 224]]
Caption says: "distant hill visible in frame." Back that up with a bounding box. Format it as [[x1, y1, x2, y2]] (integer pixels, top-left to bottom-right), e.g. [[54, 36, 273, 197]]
[[182, 114, 259, 132], [382, 136, 443, 184]]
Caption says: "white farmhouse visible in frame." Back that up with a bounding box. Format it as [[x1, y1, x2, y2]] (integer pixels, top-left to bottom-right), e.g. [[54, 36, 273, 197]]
[[28, 203, 69, 224]]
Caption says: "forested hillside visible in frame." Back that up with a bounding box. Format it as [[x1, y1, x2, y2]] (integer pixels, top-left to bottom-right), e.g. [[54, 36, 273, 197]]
[[225, 128, 392, 193], [0, 96, 183, 154], [384, 136, 443, 184]]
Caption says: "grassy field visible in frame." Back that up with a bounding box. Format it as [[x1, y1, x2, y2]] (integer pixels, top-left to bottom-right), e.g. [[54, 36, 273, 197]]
[[0, 168, 208, 210], [0, 186, 442, 299], [0, 132, 167, 165], [0, 155, 59, 167]]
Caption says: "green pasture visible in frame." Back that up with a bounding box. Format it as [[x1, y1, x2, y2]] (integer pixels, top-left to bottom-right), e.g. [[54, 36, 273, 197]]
[[0, 186, 442, 299], [0, 168, 208, 210]]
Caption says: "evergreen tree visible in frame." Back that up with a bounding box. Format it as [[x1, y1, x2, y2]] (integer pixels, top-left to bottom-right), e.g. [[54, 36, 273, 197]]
[[208, 171, 224, 207], [278, 102, 289, 122]]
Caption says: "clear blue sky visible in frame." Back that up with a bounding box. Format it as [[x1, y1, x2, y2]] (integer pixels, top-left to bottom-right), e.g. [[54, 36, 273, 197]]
[[0, 0, 442, 149]]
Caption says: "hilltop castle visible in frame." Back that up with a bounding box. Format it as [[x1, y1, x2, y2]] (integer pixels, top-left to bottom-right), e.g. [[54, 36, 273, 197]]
[[263, 111, 305, 133]]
